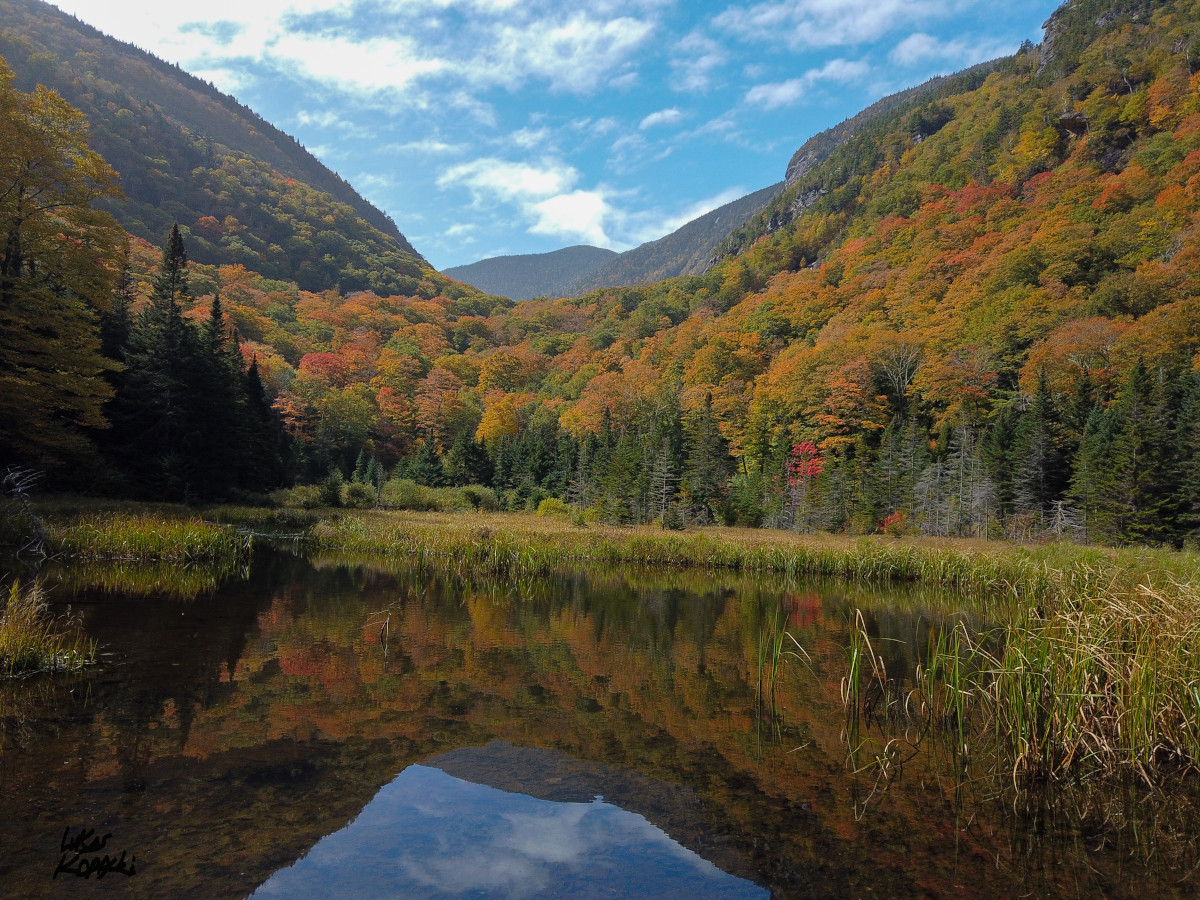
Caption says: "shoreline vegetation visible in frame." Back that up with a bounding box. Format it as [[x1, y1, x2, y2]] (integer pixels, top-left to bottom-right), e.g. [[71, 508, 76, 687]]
[[0, 581, 94, 676], [5, 500, 1200, 779]]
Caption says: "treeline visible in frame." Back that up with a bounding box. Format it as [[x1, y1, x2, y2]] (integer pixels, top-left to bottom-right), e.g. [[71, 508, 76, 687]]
[[6, 1, 1200, 547], [318, 360, 1200, 547]]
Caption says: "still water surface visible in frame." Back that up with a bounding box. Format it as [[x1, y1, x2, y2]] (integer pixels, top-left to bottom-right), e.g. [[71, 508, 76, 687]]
[[2, 549, 1197, 898]]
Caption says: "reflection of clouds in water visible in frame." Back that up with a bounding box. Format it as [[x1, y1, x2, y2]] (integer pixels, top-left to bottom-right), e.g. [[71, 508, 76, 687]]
[[500, 802, 595, 863], [250, 764, 766, 899], [402, 845, 544, 897]]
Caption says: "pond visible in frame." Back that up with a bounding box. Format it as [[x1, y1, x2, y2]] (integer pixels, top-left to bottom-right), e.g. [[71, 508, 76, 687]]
[[2, 549, 1198, 898]]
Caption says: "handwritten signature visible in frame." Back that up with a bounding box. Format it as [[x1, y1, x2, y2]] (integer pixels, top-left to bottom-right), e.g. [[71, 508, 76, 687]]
[[53, 826, 137, 879]]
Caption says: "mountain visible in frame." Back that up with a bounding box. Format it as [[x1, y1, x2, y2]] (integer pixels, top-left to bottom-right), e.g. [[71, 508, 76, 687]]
[[570, 183, 785, 295], [0, 0, 437, 295], [445, 184, 784, 301], [781, 61, 1004, 189], [444, 245, 618, 301]]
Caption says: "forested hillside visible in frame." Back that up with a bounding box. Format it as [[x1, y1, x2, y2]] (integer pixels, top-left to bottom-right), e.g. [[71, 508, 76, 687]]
[[4, 0, 1200, 545], [0, 0, 437, 295]]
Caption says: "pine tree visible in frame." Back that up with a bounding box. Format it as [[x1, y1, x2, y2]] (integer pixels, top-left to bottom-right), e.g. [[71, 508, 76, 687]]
[[1107, 360, 1177, 543], [241, 357, 283, 492], [1012, 372, 1069, 535], [1069, 403, 1117, 544], [682, 393, 732, 524], [649, 437, 681, 527], [1174, 372, 1200, 541], [408, 438, 444, 487], [191, 293, 247, 497], [110, 224, 202, 498]]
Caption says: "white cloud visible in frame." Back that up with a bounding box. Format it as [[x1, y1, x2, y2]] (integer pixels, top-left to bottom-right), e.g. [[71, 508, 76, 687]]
[[889, 32, 1016, 67], [188, 66, 253, 95], [571, 117, 621, 137], [744, 58, 869, 108], [670, 31, 727, 91], [509, 127, 553, 149], [268, 32, 446, 94], [51, 2, 657, 101], [437, 157, 621, 247], [477, 14, 655, 93], [531, 190, 614, 245], [386, 138, 467, 155], [438, 157, 579, 202], [639, 108, 683, 130], [715, 0, 948, 49]]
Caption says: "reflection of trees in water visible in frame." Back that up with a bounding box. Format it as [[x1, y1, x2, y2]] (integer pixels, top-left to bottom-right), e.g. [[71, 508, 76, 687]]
[[3, 551, 1197, 899]]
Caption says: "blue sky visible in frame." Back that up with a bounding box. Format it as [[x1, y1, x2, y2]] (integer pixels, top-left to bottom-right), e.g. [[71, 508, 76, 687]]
[[52, 0, 1058, 270]]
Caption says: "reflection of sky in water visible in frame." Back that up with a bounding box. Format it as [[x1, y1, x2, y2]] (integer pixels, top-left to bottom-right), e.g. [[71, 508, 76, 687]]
[[248, 764, 767, 899]]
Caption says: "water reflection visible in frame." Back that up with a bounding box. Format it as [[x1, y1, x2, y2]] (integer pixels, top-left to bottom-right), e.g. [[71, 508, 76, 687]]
[[0, 550, 1195, 899], [251, 743, 766, 899]]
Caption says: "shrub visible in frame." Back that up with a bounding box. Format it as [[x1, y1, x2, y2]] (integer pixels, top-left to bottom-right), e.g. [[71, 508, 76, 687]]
[[381, 478, 438, 511], [319, 471, 344, 507], [458, 485, 500, 511], [268, 484, 323, 509], [343, 482, 377, 508], [536, 497, 571, 518]]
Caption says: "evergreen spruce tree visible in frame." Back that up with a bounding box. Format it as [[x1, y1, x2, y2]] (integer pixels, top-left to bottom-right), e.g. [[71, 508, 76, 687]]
[[192, 293, 247, 497], [681, 393, 732, 524], [1174, 372, 1200, 541], [1107, 360, 1176, 543], [444, 433, 493, 486], [980, 407, 1020, 532], [241, 357, 283, 492], [110, 224, 202, 498], [1012, 372, 1069, 534], [409, 438, 444, 487], [1070, 403, 1117, 544], [649, 437, 681, 527]]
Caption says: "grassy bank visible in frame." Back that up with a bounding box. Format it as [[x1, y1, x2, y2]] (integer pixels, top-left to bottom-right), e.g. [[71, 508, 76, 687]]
[[14, 502, 1200, 777], [3, 499, 256, 563], [216, 507, 1199, 605], [48, 512, 253, 562]]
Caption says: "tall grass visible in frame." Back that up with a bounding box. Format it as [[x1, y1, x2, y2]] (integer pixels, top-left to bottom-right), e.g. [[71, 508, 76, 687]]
[[48, 513, 253, 562], [0, 581, 94, 676], [849, 574, 1200, 780], [275, 509, 1200, 607]]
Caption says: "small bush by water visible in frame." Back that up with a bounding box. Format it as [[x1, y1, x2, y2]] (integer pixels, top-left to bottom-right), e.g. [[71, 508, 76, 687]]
[[0, 581, 93, 676]]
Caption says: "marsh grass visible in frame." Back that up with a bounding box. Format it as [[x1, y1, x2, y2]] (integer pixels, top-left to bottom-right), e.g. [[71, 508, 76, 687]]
[[236, 508, 1200, 602], [0, 581, 94, 676], [843, 573, 1200, 782], [47, 513, 253, 562]]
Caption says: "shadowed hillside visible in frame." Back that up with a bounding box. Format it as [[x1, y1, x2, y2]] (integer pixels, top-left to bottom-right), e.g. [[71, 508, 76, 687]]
[[444, 245, 618, 301]]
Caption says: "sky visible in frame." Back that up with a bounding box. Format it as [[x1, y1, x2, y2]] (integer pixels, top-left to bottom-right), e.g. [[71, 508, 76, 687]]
[[50, 0, 1059, 271]]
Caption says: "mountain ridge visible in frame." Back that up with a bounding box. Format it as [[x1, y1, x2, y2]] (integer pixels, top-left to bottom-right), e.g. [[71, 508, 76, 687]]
[[0, 0, 432, 294], [444, 245, 618, 301]]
